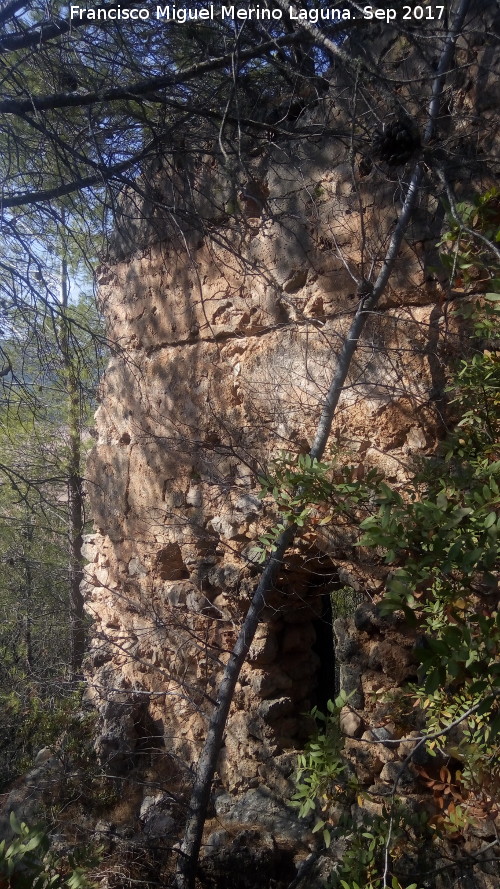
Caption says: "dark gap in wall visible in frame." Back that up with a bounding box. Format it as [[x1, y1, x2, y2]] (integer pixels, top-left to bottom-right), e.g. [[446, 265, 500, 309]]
[[290, 551, 340, 714], [312, 589, 335, 712]]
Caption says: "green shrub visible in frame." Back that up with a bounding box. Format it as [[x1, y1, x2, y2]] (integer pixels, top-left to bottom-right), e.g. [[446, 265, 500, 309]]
[[0, 812, 99, 889], [285, 194, 500, 888]]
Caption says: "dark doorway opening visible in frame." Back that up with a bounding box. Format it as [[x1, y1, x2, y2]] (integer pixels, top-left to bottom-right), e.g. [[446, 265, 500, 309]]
[[312, 590, 336, 711]]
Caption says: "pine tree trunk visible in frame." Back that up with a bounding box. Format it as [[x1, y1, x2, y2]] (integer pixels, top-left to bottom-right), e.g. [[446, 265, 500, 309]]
[[60, 251, 85, 680], [23, 516, 33, 672]]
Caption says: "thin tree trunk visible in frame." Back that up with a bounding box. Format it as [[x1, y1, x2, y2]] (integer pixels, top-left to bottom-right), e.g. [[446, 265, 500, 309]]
[[60, 249, 86, 680], [68, 383, 86, 679], [23, 516, 33, 672], [175, 2, 471, 885]]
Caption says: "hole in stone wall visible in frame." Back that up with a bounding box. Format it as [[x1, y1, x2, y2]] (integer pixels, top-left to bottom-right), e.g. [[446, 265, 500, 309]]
[[134, 707, 165, 761], [309, 585, 369, 724], [276, 552, 339, 742], [311, 584, 365, 711], [312, 590, 335, 711], [290, 552, 366, 714], [284, 551, 340, 713]]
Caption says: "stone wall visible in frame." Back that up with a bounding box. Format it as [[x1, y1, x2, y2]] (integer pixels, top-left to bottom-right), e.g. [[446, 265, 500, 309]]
[[84, 142, 447, 783], [82, 15, 499, 882]]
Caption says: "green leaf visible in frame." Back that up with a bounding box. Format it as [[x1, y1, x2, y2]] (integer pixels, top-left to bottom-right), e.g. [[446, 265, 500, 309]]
[[9, 812, 22, 835], [476, 695, 495, 716], [436, 491, 448, 509], [489, 712, 500, 738], [23, 834, 43, 852]]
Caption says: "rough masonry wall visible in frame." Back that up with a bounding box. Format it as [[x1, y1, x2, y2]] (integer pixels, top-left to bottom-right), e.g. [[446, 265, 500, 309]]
[[83, 138, 449, 788], [82, 18, 499, 871]]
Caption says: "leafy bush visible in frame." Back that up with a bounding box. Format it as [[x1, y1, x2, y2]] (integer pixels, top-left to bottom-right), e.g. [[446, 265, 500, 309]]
[[359, 284, 500, 793], [285, 193, 500, 887], [289, 697, 428, 889], [0, 686, 97, 788], [0, 812, 99, 889], [256, 450, 381, 561], [290, 694, 350, 850]]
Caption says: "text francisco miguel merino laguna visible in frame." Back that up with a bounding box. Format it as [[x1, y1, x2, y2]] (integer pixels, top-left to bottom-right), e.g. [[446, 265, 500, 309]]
[[69, 5, 353, 23]]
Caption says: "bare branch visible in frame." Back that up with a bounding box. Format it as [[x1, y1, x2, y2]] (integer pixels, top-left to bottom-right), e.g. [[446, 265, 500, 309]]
[[0, 34, 307, 116]]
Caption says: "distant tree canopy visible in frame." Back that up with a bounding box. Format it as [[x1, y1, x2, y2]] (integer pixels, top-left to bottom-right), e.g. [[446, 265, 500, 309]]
[[0, 281, 105, 781]]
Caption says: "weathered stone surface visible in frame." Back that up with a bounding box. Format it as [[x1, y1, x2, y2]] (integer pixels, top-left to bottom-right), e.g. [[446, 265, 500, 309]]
[[367, 636, 417, 683], [338, 664, 364, 710], [333, 619, 359, 663], [339, 709, 363, 739], [248, 626, 279, 666], [214, 788, 312, 843], [258, 697, 295, 722], [354, 603, 385, 635], [139, 792, 176, 839], [94, 693, 150, 774], [398, 731, 433, 766], [81, 29, 500, 880], [379, 760, 418, 789], [367, 725, 397, 746], [344, 738, 394, 785]]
